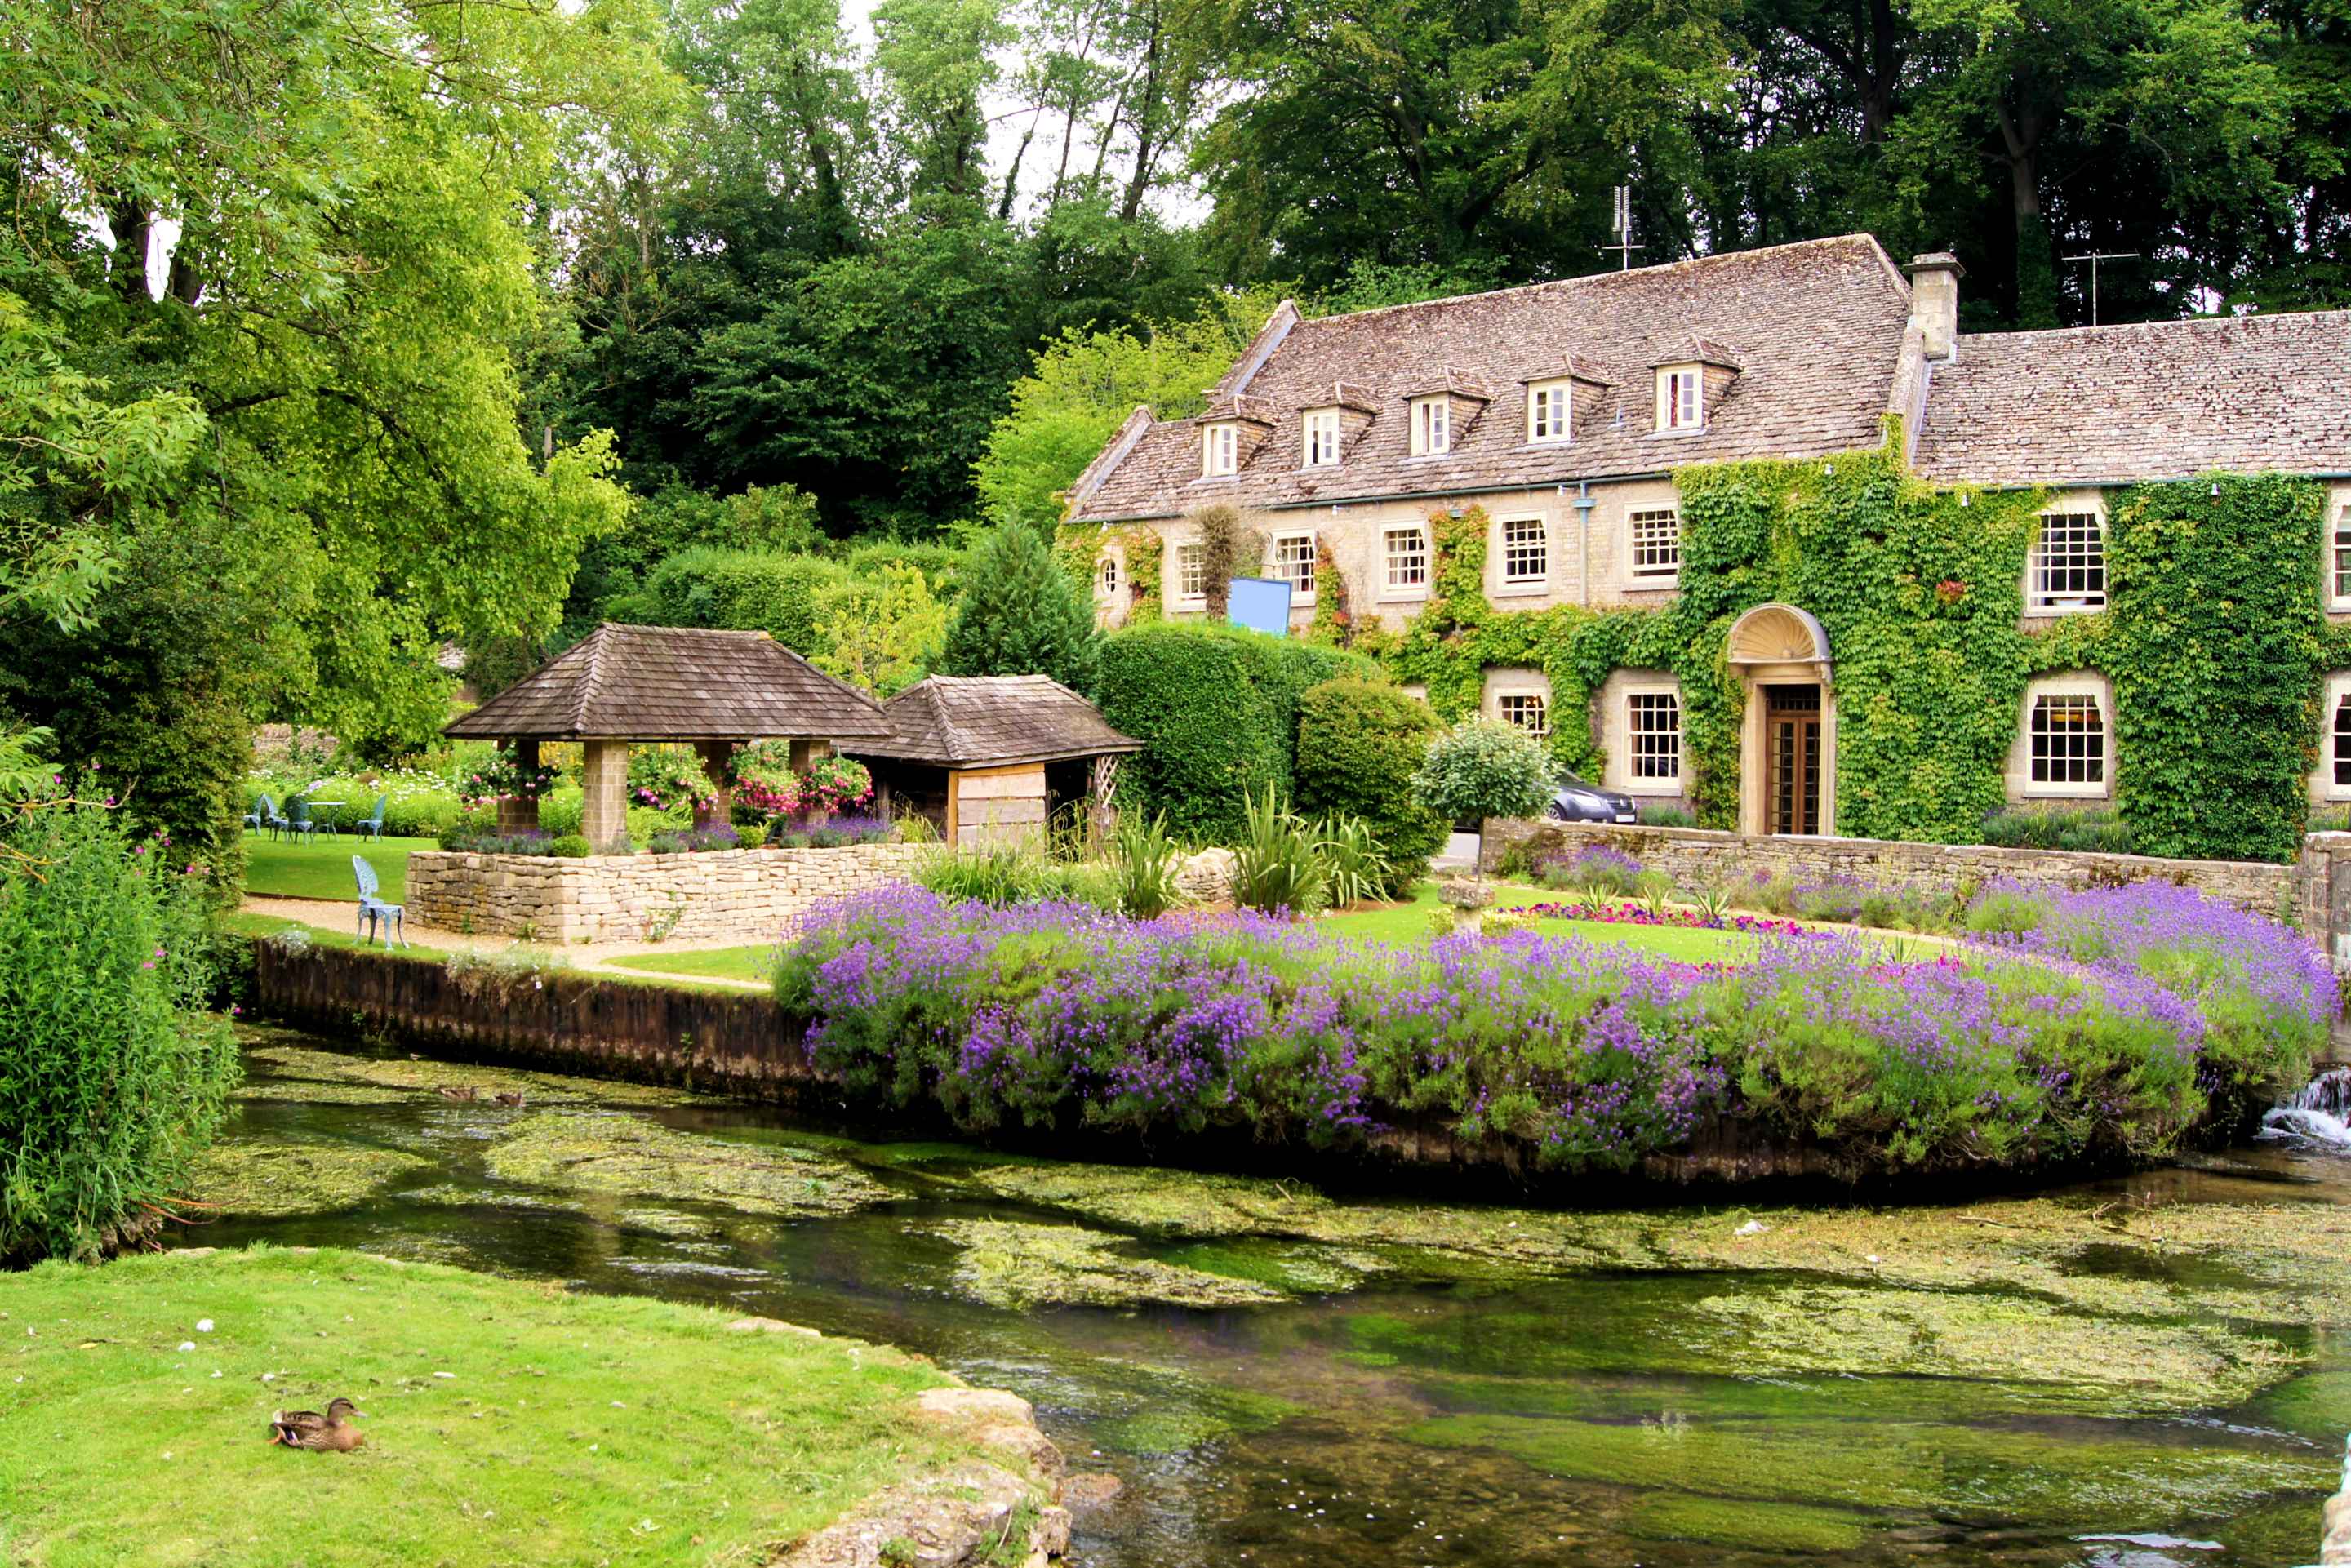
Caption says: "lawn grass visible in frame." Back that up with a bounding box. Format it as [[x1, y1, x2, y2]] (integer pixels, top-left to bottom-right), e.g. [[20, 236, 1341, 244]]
[[0, 1246, 1007, 1567], [215, 910, 456, 962], [1319, 882, 1754, 962], [244, 835, 435, 903], [602, 944, 782, 984]]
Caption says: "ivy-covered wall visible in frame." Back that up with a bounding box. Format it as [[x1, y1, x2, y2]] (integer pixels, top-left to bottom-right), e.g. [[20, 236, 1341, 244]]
[[1317, 439, 2333, 864]]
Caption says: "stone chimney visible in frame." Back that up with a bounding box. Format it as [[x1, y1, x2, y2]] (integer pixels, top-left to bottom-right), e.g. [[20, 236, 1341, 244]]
[[1908, 252, 1964, 361]]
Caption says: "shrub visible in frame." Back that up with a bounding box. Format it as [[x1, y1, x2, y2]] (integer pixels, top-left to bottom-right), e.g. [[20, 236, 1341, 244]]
[[1313, 815, 1392, 908], [914, 845, 1110, 908], [1294, 678, 1445, 895], [1104, 811, 1184, 919], [734, 821, 770, 849], [549, 835, 592, 859], [940, 522, 1102, 695], [1230, 786, 1326, 916], [1980, 805, 2137, 855], [0, 803, 238, 1262], [1638, 805, 1698, 828], [639, 547, 848, 657], [1414, 719, 1552, 836], [1096, 622, 1373, 842]]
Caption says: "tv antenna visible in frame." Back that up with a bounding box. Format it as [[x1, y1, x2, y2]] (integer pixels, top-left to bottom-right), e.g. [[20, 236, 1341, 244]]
[[2062, 251, 2139, 326], [1602, 186, 1644, 271]]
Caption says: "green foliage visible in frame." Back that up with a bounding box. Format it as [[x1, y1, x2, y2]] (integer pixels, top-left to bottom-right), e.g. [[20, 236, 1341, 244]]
[[913, 844, 1112, 908], [812, 564, 950, 696], [1312, 815, 1393, 907], [1104, 812, 1184, 919], [1294, 677, 1446, 894], [2104, 474, 2323, 863], [638, 549, 849, 656], [549, 834, 592, 859], [1095, 622, 1375, 842], [1231, 786, 1327, 915], [0, 802, 238, 1262], [1414, 719, 1553, 827], [1980, 806, 2137, 854], [940, 522, 1103, 694]]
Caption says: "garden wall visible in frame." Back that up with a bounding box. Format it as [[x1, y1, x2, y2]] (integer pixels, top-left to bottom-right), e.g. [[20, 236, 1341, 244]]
[[407, 843, 927, 944], [1482, 819, 2307, 921]]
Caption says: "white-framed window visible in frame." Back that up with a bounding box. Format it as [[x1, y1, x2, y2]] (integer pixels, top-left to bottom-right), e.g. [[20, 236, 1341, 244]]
[[1410, 397, 1450, 456], [1527, 380, 1571, 443], [1096, 556, 1119, 598], [1175, 542, 1207, 601], [2028, 691, 2106, 792], [1499, 516, 1547, 585], [2331, 504, 2351, 607], [1629, 692, 1682, 780], [1629, 508, 1680, 579], [1383, 526, 1429, 593], [1202, 422, 1238, 478], [1498, 692, 1549, 738], [2029, 512, 2106, 611], [1271, 531, 1316, 600], [1304, 409, 1342, 468], [1660, 368, 1702, 431], [2334, 693, 2351, 790]]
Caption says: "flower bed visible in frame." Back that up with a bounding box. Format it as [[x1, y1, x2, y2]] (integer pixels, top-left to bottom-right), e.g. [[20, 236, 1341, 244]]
[[775, 881, 2331, 1176]]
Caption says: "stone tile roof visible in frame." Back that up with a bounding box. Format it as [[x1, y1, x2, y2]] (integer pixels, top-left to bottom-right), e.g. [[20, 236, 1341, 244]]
[[1071, 234, 1913, 522], [445, 623, 891, 742], [1913, 312, 2351, 486], [845, 675, 1142, 767]]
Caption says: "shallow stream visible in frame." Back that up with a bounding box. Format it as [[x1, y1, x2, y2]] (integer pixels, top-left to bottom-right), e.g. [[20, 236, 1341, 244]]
[[184, 1025, 2351, 1567]]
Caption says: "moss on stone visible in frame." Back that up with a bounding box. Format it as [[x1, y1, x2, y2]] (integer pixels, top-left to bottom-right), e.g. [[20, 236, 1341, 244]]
[[184, 1139, 433, 1218], [927, 1220, 1288, 1310], [1619, 1493, 1870, 1552], [485, 1111, 892, 1218]]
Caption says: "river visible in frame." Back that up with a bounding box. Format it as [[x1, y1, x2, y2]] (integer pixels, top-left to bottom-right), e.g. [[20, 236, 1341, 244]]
[[184, 1025, 2351, 1567]]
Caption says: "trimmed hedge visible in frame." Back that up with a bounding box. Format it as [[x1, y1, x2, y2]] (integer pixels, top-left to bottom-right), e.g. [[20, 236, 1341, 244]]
[[1096, 622, 1374, 841], [638, 548, 847, 656], [1294, 677, 1446, 891]]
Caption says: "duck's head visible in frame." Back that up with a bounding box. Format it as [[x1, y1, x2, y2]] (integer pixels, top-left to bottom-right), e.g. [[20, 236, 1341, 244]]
[[326, 1397, 365, 1421]]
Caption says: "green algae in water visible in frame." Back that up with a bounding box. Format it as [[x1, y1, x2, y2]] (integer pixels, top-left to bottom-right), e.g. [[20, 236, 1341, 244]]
[[927, 1219, 1287, 1310], [185, 1139, 433, 1218], [240, 1038, 713, 1108], [1620, 1493, 1871, 1553], [1082, 1364, 1306, 1455], [2245, 1369, 2351, 1443], [487, 1110, 894, 1218], [1155, 1238, 1388, 1295], [1401, 1411, 2333, 1524]]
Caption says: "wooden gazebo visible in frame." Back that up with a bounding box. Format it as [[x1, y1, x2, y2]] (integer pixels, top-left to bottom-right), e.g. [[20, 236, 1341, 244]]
[[446, 624, 891, 847], [841, 674, 1140, 847]]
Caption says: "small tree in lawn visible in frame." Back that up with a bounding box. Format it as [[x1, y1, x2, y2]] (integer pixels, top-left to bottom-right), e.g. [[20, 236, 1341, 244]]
[[1412, 718, 1552, 882], [940, 522, 1102, 695]]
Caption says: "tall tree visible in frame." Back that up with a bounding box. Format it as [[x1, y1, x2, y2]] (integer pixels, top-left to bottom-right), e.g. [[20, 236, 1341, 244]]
[[940, 523, 1103, 693]]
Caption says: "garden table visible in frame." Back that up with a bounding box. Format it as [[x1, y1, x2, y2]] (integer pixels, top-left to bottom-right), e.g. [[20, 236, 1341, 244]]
[[307, 800, 346, 839]]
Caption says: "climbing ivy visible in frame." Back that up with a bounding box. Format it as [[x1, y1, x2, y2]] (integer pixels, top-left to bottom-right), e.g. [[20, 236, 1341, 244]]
[[1318, 433, 2331, 861]]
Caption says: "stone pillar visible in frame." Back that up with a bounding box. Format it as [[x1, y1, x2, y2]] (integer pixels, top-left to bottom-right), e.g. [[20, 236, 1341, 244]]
[[693, 740, 736, 832], [497, 738, 542, 836], [2323, 1442, 2351, 1566], [789, 737, 832, 771], [581, 739, 629, 852]]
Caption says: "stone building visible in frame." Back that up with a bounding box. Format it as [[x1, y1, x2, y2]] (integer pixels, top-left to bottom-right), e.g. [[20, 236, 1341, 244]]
[[1063, 236, 2351, 838]]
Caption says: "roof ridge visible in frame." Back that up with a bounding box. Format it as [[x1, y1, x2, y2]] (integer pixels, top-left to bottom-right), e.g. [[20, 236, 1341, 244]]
[[571, 624, 606, 733], [1292, 234, 1892, 330], [1959, 309, 2351, 344]]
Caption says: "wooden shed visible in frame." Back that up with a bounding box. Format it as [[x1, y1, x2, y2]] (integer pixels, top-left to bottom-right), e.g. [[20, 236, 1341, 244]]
[[843, 675, 1141, 848]]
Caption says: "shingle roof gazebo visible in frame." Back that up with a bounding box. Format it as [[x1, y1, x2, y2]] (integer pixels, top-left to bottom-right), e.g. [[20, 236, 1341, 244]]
[[841, 674, 1140, 847], [446, 623, 892, 847]]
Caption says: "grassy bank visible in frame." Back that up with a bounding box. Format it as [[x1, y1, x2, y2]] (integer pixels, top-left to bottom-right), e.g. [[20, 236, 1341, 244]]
[[0, 1246, 1012, 1566], [243, 836, 433, 903]]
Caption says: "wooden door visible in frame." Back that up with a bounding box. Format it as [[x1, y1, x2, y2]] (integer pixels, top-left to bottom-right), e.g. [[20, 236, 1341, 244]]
[[1765, 685, 1821, 836]]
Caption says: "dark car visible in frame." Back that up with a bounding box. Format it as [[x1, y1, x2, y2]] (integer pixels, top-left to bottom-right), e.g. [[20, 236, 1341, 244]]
[[1547, 771, 1639, 824]]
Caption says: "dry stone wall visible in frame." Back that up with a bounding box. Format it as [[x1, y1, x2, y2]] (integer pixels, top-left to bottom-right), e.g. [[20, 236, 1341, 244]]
[[408, 843, 927, 944], [1482, 820, 2303, 920]]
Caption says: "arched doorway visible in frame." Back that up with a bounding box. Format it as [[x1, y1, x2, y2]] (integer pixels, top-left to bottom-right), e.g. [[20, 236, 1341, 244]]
[[1727, 604, 1835, 836]]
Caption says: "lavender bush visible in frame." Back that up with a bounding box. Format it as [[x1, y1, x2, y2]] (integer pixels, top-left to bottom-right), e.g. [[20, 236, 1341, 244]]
[[775, 879, 2330, 1174]]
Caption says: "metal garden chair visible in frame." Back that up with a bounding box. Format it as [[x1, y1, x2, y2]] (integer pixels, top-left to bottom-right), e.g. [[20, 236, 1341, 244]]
[[352, 794, 389, 842], [352, 855, 406, 947], [256, 794, 292, 841], [284, 799, 321, 842]]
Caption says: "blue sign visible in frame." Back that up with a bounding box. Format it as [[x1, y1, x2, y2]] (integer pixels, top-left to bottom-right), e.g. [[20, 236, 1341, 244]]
[[1226, 576, 1293, 638]]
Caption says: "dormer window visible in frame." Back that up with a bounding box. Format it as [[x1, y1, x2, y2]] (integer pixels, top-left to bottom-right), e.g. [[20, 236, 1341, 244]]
[[1304, 408, 1342, 468], [1411, 397, 1451, 456], [1528, 380, 1572, 443], [1660, 367, 1703, 431], [1202, 421, 1239, 478]]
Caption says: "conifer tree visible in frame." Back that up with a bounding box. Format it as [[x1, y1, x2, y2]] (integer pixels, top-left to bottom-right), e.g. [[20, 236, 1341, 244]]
[[939, 523, 1102, 694]]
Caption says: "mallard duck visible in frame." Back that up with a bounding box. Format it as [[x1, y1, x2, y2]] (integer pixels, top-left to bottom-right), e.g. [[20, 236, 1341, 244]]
[[492, 1090, 526, 1108], [269, 1397, 366, 1450], [435, 1085, 477, 1102]]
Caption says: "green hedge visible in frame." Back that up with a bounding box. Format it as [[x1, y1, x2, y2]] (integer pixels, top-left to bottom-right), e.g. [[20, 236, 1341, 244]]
[[638, 548, 847, 657], [1293, 677, 1446, 890], [1096, 623, 1374, 841]]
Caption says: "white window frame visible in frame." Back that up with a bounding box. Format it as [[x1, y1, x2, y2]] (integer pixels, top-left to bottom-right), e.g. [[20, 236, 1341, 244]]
[[1626, 691, 1682, 788], [1497, 691, 1549, 740], [1409, 397, 1450, 457], [1202, 422, 1238, 478], [1527, 380, 1572, 444], [1381, 525, 1430, 599], [1303, 408, 1342, 469], [1629, 507, 1681, 581], [2027, 509, 2107, 613], [1270, 530, 1317, 604], [2316, 672, 2351, 802], [2330, 500, 2351, 611], [1659, 368, 1703, 432], [1174, 542, 1207, 604], [1495, 515, 1548, 595], [2022, 686, 2109, 798], [1096, 555, 1119, 599]]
